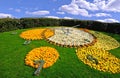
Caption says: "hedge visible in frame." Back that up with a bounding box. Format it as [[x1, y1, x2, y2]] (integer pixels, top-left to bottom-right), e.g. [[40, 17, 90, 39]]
[[0, 18, 20, 32], [0, 17, 120, 34]]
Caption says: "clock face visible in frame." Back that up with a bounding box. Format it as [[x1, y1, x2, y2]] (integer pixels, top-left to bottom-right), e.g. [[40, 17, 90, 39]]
[[47, 27, 95, 47]]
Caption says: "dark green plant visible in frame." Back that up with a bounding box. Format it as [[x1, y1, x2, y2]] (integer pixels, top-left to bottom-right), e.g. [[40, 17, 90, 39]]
[[0, 18, 120, 34], [86, 54, 98, 65]]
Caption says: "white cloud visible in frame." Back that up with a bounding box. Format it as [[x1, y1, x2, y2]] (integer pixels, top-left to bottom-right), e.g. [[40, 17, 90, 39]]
[[64, 17, 73, 19], [93, 0, 106, 9], [105, 0, 120, 12], [93, 13, 111, 17], [8, 8, 14, 10], [0, 13, 13, 18], [76, 0, 120, 11], [45, 16, 59, 19], [15, 9, 21, 12], [59, 0, 120, 18], [73, 0, 98, 11], [26, 10, 50, 15], [9, 8, 21, 12], [45, 16, 73, 19], [90, 0, 120, 12], [57, 12, 65, 14], [97, 18, 119, 23], [59, 3, 91, 17], [23, 7, 39, 10]]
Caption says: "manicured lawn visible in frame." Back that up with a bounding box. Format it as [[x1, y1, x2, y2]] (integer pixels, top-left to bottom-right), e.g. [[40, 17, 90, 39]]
[[0, 28, 120, 78]]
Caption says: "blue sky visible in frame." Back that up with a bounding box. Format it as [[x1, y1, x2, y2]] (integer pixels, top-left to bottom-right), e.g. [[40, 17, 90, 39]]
[[0, 0, 120, 23]]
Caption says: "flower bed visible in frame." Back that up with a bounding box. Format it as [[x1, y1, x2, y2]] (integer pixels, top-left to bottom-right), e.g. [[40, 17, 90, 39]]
[[20, 28, 54, 40], [89, 30, 120, 50], [25, 47, 59, 68], [46, 27, 96, 48], [21, 27, 120, 74], [76, 46, 120, 73]]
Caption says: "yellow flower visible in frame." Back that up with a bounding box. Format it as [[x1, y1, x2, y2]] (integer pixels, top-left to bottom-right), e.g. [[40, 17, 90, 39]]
[[20, 28, 54, 40], [43, 29, 54, 39], [25, 46, 59, 68], [89, 30, 120, 50], [76, 46, 120, 73]]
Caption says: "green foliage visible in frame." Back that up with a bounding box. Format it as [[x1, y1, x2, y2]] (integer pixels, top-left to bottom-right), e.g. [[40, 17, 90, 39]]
[[0, 18, 120, 34], [106, 23, 120, 34], [0, 18, 20, 32], [59, 19, 76, 26], [90, 21, 104, 31], [20, 18, 60, 28], [38, 18, 59, 26]]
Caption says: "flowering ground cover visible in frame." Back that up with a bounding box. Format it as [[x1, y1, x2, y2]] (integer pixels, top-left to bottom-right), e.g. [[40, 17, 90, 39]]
[[46, 27, 96, 48], [20, 28, 54, 40], [25, 46, 59, 68], [89, 30, 120, 50], [76, 29, 120, 74], [76, 46, 120, 73], [19, 27, 120, 74], [0, 27, 120, 78]]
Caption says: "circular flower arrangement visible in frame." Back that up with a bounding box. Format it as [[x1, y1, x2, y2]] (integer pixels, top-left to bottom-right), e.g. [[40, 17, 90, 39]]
[[89, 30, 120, 50], [25, 47, 59, 68], [20, 28, 54, 40], [76, 46, 120, 73], [46, 27, 96, 48]]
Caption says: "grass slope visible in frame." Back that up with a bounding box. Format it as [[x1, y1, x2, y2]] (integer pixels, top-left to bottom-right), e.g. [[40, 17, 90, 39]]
[[0, 29, 120, 78]]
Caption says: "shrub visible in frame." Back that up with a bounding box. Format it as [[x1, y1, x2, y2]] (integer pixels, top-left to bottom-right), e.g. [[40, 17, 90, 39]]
[[0, 17, 120, 34], [0, 18, 20, 32]]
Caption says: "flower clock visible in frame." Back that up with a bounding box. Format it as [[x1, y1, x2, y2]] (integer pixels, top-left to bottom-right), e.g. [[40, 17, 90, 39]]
[[19, 27, 120, 75]]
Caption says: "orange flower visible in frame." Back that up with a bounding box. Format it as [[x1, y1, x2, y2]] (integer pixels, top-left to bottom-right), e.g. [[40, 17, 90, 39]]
[[25, 47, 59, 68], [20, 28, 54, 40], [43, 29, 54, 39]]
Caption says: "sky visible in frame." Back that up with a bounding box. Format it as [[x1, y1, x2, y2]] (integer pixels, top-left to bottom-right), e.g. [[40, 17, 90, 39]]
[[0, 0, 120, 23]]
